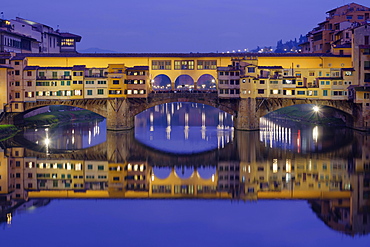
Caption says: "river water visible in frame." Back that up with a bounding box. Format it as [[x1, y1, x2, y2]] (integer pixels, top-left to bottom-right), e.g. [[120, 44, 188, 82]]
[[0, 102, 369, 247]]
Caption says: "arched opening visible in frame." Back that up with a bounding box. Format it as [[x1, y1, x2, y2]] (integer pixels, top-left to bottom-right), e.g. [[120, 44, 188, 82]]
[[175, 167, 194, 179], [152, 167, 172, 179], [260, 104, 354, 153], [19, 105, 106, 149], [134, 102, 233, 154], [264, 104, 352, 127], [197, 166, 216, 179], [152, 74, 172, 91], [197, 74, 216, 90], [174, 75, 194, 90]]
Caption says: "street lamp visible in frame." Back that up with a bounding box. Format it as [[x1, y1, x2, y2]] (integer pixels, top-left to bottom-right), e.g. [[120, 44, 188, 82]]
[[313, 105, 320, 112]]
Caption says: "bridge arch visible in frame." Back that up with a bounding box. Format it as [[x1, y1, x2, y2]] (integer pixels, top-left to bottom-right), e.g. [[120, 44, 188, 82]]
[[257, 100, 355, 127], [131, 94, 237, 119], [152, 74, 172, 91], [11, 103, 107, 126], [196, 74, 216, 90], [174, 74, 194, 90]]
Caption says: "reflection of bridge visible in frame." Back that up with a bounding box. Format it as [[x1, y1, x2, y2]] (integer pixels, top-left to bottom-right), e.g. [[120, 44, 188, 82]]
[[3, 93, 365, 131], [1, 125, 369, 235]]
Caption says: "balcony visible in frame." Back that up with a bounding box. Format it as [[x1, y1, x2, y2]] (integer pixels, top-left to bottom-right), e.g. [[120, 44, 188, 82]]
[[85, 74, 107, 78], [307, 83, 319, 88], [36, 75, 71, 80]]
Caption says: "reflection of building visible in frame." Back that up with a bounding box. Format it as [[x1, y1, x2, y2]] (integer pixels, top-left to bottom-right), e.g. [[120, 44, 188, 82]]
[[1, 121, 369, 235]]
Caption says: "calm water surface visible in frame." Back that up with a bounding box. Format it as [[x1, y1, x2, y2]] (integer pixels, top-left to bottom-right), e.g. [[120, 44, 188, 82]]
[[1, 103, 369, 247]]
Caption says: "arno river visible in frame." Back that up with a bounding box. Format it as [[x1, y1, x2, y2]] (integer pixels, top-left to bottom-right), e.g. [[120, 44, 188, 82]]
[[1, 102, 369, 247]]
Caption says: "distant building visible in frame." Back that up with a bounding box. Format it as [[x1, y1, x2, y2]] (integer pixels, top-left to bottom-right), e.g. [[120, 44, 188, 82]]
[[0, 17, 81, 54], [300, 3, 370, 54]]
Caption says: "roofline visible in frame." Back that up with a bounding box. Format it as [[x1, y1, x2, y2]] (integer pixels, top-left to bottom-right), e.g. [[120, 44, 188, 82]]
[[10, 52, 351, 59]]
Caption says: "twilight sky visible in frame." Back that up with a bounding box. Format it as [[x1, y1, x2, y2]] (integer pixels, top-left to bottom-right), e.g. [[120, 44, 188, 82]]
[[2, 0, 370, 52]]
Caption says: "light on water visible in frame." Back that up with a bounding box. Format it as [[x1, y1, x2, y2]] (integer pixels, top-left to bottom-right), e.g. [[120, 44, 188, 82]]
[[1, 103, 369, 247], [135, 102, 233, 154]]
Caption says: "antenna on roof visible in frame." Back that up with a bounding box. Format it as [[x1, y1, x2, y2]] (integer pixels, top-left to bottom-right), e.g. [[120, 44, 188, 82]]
[[1, 12, 4, 19]]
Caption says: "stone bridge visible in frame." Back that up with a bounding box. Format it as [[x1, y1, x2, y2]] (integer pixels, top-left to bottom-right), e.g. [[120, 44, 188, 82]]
[[1, 92, 365, 131]]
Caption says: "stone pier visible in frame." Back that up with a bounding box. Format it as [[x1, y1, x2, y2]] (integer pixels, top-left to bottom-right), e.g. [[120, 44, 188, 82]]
[[106, 98, 135, 131], [233, 98, 260, 131]]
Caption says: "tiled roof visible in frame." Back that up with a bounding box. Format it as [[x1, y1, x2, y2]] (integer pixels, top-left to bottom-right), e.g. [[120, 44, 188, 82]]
[[72, 65, 86, 70], [217, 66, 239, 71], [353, 86, 370, 92], [37, 67, 72, 70], [60, 32, 82, 42], [0, 65, 12, 69], [258, 66, 283, 69], [0, 52, 11, 59], [24, 66, 40, 70], [126, 66, 149, 70]]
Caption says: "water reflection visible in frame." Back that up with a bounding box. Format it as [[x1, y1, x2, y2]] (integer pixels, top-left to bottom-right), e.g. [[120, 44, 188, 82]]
[[135, 103, 233, 153], [22, 119, 106, 150], [0, 110, 369, 237]]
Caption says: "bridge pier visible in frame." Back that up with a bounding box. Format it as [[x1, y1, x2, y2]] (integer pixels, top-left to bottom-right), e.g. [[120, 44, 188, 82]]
[[233, 98, 259, 131], [106, 98, 135, 131], [352, 103, 369, 131]]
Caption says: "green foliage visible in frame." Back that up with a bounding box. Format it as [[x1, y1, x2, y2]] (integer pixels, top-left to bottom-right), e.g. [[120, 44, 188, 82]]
[[0, 125, 19, 141], [24, 110, 104, 128]]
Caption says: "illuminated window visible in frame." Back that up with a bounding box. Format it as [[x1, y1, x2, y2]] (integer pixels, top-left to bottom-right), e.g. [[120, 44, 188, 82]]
[[109, 90, 122, 94], [61, 39, 75, 46], [174, 60, 194, 70], [152, 60, 171, 70], [197, 60, 217, 70]]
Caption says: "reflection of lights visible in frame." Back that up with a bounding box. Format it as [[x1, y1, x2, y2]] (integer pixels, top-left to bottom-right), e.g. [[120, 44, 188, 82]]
[[273, 159, 278, 173], [286, 159, 291, 173], [44, 138, 50, 146], [7, 213, 12, 225], [286, 173, 291, 183], [211, 174, 215, 182], [151, 174, 155, 181], [166, 126, 171, 140], [313, 126, 319, 142]]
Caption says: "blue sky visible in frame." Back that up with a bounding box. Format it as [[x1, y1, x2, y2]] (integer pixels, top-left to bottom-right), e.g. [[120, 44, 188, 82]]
[[2, 1, 370, 52]]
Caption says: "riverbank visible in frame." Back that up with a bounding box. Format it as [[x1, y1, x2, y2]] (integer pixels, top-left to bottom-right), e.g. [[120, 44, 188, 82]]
[[0, 125, 19, 141], [267, 105, 346, 127], [23, 110, 105, 128], [0, 110, 104, 141]]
